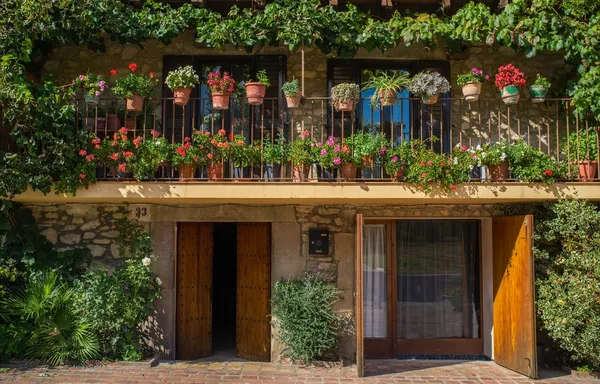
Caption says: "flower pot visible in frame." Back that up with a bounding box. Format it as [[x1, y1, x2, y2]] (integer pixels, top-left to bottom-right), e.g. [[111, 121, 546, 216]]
[[85, 94, 100, 105], [489, 163, 509, 181], [576, 160, 597, 181], [286, 92, 302, 109], [207, 162, 224, 181], [529, 85, 548, 104], [462, 83, 482, 102], [379, 90, 396, 107], [500, 86, 520, 105], [126, 94, 143, 112], [341, 163, 358, 180], [336, 99, 355, 112], [178, 164, 197, 180], [245, 82, 267, 105], [174, 88, 192, 106], [106, 114, 122, 131], [125, 118, 136, 131], [211, 93, 230, 110], [292, 163, 310, 182], [422, 94, 439, 104], [361, 155, 374, 168]]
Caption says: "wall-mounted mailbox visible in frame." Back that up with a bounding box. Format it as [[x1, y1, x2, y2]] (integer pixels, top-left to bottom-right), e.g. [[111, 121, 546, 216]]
[[309, 229, 329, 255]]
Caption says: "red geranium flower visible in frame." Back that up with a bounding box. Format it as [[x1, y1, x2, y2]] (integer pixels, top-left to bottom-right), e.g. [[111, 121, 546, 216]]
[[149, 72, 154, 78], [118, 163, 127, 172], [79, 173, 86, 179], [450, 185, 457, 190], [128, 63, 138, 72], [119, 127, 128, 134], [86, 154, 95, 162], [109, 153, 119, 161], [218, 129, 226, 136], [79, 149, 87, 156], [420, 173, 427, 178], [544, 169, 553, 177], [207, 153, 213, 159], [110, 69, 117, 76]]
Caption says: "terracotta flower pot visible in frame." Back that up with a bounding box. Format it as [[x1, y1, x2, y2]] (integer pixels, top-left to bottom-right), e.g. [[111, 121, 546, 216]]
[[529, 85, 548, 104], [341, 163, 358, 180], [500, 86, 520, 105], [576, 160, 597, 181], [245, 82, 267, 105], [174, 88, 192, 106], [462, 83, 481, 102], [126, 94, 143, 112], [489, 163, 509, 181], [178, 164, 197, 180], [292, 163, 310, 182], [212, 93, 231, 110], [286, 92, 302, 109], [379, 90, 396, 107], [422, 94, 439, 104], [106, 114, 122, 131], [207, 162, 224, 181], [336, 99, 355, 112]]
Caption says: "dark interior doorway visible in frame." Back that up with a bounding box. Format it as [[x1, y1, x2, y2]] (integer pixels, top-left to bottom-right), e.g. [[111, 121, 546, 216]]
[[212, 223, 237, 356]]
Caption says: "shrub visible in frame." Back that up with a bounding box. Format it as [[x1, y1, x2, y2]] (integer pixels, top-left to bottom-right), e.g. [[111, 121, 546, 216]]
[[271, 273, 341, 363], [508, 138, 563, 183], [535, 200, 600, 369]]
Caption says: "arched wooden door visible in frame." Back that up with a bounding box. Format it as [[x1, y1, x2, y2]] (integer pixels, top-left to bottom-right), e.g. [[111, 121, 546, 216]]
[[236, 223, 272, 361]]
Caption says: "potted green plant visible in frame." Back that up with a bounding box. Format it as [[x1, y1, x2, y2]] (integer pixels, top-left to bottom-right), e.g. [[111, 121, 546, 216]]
[[290, 129, 314, 182], [383, 140, 415, 181], [347, 131, 388, 169], [207, 69, 236, 110], [494, 64, 526, 105], [564, 130, 599, 181], [362, 70, 411, 107], [111, 64, 158, 112], [165, 65, 200, 106], [282, 79, 302, 109], [228, 134, 252, 180], [457, 67, 489, 102], [245, 69, 270, 105], [194, 129, 230, 181], [529, 74, 551, 103], [409, 71, 450, 104], [331, 83, 360, 112], [480, 141, 510, 181], [508, 138, 561, 184], [338, 138, 361, 180], [94, 127, 136, 178], [171, 137, 202, 180], [74, 73, 107, 105], [263, 132, 290, 180], [132, 131, 170, 180], [312, 136, 343, 180]]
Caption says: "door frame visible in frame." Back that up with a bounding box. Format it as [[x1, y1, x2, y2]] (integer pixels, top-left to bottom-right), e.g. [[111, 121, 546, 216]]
[[361, 217, 486, 359], [173, 221, 274, 362]]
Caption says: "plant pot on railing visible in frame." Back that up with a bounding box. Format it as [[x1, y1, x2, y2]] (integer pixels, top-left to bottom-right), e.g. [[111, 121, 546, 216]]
[[245, 82, 267, 105], [378, 90, 396, 107], [106, 114, 122, 131], [85, 94, 100, 105], [292, 163, 310, 182], [178, 164, 197, 180], [211, 93, 230, 110], [126, 94, 144, 112], [574, 160, 597, 181], [489, 163, 509, 181], [286, 92, 302, 109], [529, 85, 548, 104], [500, 86, 520, 105], [336, 100, 356, 112], [421, 94, 439, 105], [207, 162, 224, 181], [341, 163, 358, 180], [462, 83, 482, 102], [174, 88, 192, 106]]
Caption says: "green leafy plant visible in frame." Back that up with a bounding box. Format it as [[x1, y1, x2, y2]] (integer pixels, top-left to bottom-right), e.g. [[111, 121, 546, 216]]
[[282, 79, 301, 97], [312, 136, 342, 169], [508, 138, 563, 183], [532, 73, 551, 89], [74, 72, 107, 99], [480, 141, 510, 166], [362, 70, 410, 106], [409, 71, 450, 97], [132, 130, 171, 180], [263, 132, 290, 165], [456, 67, 489, 87], [383, 140, 415, 178], [165, 65, 200, 90], [170, 136, 202, 168], [252, 69, 271, 87], [330, 83, 360, 111], [111, 64, 158, 99], [290, 129, 314, 166], [0, 272, 99, 365], [228, 134, 253, 168], [344, 131, 388, 167], [94, 127, 136, 175], [563, 130, 599, 162], [271, 273, 341, 363]]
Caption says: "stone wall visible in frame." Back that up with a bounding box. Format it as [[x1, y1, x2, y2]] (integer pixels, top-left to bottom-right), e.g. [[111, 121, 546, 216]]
[[26, 202, 500, 362]]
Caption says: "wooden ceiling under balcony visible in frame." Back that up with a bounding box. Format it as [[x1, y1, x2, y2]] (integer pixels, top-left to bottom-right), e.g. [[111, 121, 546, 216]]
[[155, 0, 507, 15]]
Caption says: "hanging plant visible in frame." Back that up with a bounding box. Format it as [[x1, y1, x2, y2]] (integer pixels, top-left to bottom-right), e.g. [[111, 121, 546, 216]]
[[408, 71, 450, 104], [165, 65, 200, 106], [207, 69, 236, 110], [245, 69, 270, 105], [494, 64, 526, 106], [282, 79, 302, 109], [456, 67, 489, 102], [111, 64, 158, 112]]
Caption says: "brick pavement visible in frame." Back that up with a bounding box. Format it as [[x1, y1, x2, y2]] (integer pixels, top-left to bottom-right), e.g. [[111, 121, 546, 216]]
[[1, 360, 598, 383]]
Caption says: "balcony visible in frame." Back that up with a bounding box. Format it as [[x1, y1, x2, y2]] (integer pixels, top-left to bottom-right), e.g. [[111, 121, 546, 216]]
[[14, 95, 600, 204]]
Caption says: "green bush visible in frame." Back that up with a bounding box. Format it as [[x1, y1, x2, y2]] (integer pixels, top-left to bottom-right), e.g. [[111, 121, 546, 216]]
[[271, 273, 341, 363], [535, 200, 600, 369], [0, 272, 99, 365]]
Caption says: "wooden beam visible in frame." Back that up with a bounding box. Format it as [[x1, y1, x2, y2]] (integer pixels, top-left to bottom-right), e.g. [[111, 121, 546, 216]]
[[381, 0, 392, 7]]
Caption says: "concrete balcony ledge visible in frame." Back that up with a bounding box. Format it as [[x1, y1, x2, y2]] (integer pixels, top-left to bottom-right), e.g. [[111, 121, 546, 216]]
[[11, 182, 600, 205]]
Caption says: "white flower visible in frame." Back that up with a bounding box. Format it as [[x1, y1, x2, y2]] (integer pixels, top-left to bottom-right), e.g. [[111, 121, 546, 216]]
[[453, 157, 458, 165], [156, 277, 162, 286], [476, 144, 482, 151], [481, 152, 486, 158], [142, 257, 151, 266], [500, 153, 507, 161], [455, 143, 461, 148]]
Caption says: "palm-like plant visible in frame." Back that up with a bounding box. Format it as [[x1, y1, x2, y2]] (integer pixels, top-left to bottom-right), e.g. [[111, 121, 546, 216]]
[[362, 70, 411, 106], [0, 272, 99, 365]]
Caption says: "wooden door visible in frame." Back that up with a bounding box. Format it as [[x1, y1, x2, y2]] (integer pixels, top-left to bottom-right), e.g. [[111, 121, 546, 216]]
[[236, 223, 271, 361], [355, 214, 365, 377], [176, 222, 213, 360], [492, 215, 537, 378]]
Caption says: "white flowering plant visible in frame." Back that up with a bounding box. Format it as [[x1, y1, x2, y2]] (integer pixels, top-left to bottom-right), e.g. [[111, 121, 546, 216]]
[[165, 65, 200, 90], [480, 141, 510, 166]]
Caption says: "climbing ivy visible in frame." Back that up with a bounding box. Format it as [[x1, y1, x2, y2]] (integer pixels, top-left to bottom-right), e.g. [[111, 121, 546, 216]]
[[1, 0, 600, 198]]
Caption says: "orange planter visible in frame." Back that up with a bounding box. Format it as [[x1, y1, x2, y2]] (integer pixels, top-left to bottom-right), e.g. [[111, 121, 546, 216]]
[[336, 100, 355, 112], [212, 93, 231, 110], [126, 94, 143, 112], [489, 163, 509, 181], [174, 88, 192, 106], [245, 82, 267, 105], [379, 90, 396, 107], [178, 164, 197, 180], [341, 163, 358, 180], [286, 92, 302, 109], [207, 162, 224, 181], [576, 160, 597, 181]]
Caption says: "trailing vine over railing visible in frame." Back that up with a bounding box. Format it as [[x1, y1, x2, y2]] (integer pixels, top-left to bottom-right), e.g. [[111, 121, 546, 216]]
[[0, 0, 599, 197]]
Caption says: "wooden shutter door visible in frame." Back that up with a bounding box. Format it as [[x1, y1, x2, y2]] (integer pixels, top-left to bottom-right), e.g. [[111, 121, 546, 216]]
[[355, 214, 365, 377], [492, 215, 538, 378], [236, 223, 271, 361], [176, 222, 213, 360]]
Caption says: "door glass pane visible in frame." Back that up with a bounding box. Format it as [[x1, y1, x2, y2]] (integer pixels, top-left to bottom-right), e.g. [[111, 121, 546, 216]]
[[363, 224, 387, 338], [396, 220, 480, 339]]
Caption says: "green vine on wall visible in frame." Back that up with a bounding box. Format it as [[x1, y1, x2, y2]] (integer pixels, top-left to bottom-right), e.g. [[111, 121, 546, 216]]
[[0, 0, 599, 198]]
